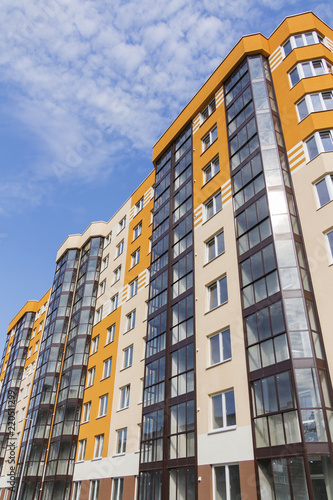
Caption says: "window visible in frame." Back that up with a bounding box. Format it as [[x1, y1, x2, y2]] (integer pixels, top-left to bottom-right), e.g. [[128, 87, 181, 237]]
[[289, 59, 332, 87], [20, 407, 26, 421], [123, 345, 133, 368], [99, 279, 106, 296], [117, 216, 126, 234], [214, 464, 241, 500], [203, 156, 220, 184], [73, 482, 81, 500], [201, 98, 216, 123], [131, 248, 140, 267], [297, 91, 333, 120], [102, 255, 109, 271], [77, 439, 87, 461], [106, 324, 115, 344], [206, 231, 225, 262], [211, 389, 236, 430], [209, 329, 231, 366], [126, 310, 136, 331], [104, 231, 112, 247], [116, 240, 124, 257], [129, 278, 138, 297], [34, 341, 39, 353], [94, 434, 104, 458], [27, 347, 32, 358], [326, 230, 333, 260], [82, 402, 91, 423], [135, 197, 144, 215], [103, 357, 112, 379], [120, 385, 130, 409], [112, 478, 124, 500], [113, 266, 121, 283], [110, 294, 118, 312], [116, 428, 127, 454], [208, 276, 228, 310], [98, 394, 108, 417], [305, 130, 333, 161], [205, 191, 222, 220], [202, 125, 218, 152], [95, 307, 103, 324], [133, 221, 142, 240], [38, 321, 43, 333], [25, 384, 30, 397], [283, 31, 324, 57], [149, 237, 152, 253], [87, 367, 96, 387], [31, 328, 36, 339], [89, 480, 99, 500], [315, 175, 333, 207], [90, 336, 99, 355]]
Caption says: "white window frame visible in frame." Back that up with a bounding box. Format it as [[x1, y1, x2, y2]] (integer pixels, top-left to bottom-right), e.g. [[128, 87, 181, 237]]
[[205, 191, 222, 221], [82, 402, 91, 423], [95, 307, 103, 324], [113, 265, 121, 284], [289, 59, 332, 88], [213, 464, 240, 500], [209, 328, 231, 366], [325, 229, 333, 263], [90, 335, 99, 355], [117, 216, 126, 234], [38, 321, 43, 333], [201, 98, 216, 123], [110, 294, 119, 312], [102, 255, 109, 271], [73, 481, 82, 500], [305, 130, 333, 162], [89, 480, 100, 500], [133, 221, 142, 240], [77, 439, 87, 461], [131, 248, 140, 267], [129, 278, 138, 298], [126, 310, 136, 332], [123, 345, 133, 369], [98, 394, 108, 417], [202, 125, 218, 152], [31, 328, 36, 339], [135, 197, 144, 215], [120, 385, 130, 409], [116, 240, 124, 257], [94, 434, 104, 459], [106, 324, 115, 344], [27, 347, 32, 358], [104, 231, 112, 248], [206, 230, 225, 263], [296, 91, 333, 121], [314, 174, 333, 208], [207, 275, 228, 311], [283, 31, 324, 58], [112, 478, 124, 500], [103, 357, 112, 379], [116, 428, 127, 455], [211, 389, 236, 431], [87, 367, 96, 388], [99, 279, 106, 297], [203, 156, 220, 184], [34, 341, 39, 353]]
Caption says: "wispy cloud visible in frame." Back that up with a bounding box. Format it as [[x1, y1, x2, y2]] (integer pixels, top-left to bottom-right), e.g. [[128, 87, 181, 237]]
[[0, 0, 330, 211]]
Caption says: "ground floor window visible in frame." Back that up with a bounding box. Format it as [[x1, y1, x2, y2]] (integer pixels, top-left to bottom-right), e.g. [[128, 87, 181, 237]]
[[214, 464, 241, 500]]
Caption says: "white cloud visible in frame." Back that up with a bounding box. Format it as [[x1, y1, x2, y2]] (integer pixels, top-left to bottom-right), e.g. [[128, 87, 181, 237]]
[[0, 0, 331, 213]]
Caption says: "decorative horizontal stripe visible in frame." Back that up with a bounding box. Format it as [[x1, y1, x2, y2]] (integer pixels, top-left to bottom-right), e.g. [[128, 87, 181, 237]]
[[215, 87, 224, 107], [269, 47, 283, 72], [288, 150, 305, 167], [194, 205, 203, 230], [192, 114, 201, 134], [221, 178, 231, 191], [290, 159, 307, 174], [326, 37, 333, 52], [122, 287, 128, 301], [223, 195, 233, 206]]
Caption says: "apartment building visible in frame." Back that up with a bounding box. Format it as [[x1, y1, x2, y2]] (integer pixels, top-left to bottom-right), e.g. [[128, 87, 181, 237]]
[[0, 10, 332, 500]]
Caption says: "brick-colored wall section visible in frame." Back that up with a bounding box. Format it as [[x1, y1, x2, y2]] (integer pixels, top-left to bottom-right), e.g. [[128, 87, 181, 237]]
[[198, 465, 212, 500], [123, 475, 136, 500], [99, 478, 112, 499], [239, 460, 257, 500], [78, 480, 90, 500]]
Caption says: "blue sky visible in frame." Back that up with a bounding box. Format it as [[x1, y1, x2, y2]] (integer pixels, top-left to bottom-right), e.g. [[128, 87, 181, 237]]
[[0, 0, 332, 353]]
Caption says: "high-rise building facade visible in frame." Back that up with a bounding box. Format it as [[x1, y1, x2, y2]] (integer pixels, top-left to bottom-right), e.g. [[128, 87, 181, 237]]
[[0, 11, 333, 500]]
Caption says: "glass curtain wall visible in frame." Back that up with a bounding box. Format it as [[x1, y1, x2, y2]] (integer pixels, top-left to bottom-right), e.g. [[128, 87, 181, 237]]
[[225, 55, 333, 500]]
